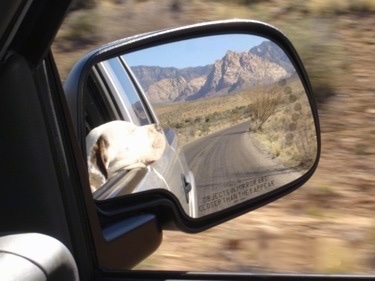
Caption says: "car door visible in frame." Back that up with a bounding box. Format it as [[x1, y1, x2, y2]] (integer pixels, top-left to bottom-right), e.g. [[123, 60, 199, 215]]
[[0, 0, 96, 280]]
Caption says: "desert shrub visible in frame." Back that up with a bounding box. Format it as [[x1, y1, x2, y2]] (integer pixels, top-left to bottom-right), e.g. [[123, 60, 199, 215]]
[[292, 113, 300, 121], [294, 102, 302, 111], [232, 107, 240, 114], [174, 122, 183, 129], [307, 0, 375, 15], [278, 79, 287, 87], [194, 116, 202, 123], [289, 123, 297, 131], [62, 10, 100, 45], [289, 93, 297, 103], [285, 133, 294, 143], [201, 123, 210, 133], [251, 88, 283, 131], [284, 86, 292, 95], [242, 105, 252, 116]]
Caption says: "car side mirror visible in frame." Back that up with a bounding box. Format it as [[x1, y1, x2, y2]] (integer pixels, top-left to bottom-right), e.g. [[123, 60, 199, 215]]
[[64, 19, 320, 233]]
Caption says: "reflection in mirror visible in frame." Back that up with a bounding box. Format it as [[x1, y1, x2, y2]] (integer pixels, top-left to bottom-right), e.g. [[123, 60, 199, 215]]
[[86, 121, 166, 192], [85, 34, 317, 218]]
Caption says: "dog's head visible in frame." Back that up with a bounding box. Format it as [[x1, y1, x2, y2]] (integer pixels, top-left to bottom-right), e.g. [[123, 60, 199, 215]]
[[86, 120, 166, 192]]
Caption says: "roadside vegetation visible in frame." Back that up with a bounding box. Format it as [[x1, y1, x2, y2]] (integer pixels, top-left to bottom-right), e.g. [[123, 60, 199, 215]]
[[155, 92, 253, 145], [250, 76, 317, 171], [156, 75, 316, 172]]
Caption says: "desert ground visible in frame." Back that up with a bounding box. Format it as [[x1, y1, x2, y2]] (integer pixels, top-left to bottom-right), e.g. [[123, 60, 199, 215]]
[[53, 0, 375, 274]]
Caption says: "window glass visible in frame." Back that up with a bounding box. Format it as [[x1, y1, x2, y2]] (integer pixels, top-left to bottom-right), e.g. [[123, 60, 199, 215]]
[[102, 57, 151, 126]]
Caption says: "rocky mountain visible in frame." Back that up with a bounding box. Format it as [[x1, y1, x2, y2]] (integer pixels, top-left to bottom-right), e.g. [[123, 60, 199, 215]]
[[249, 40, 295, 73], [146, 76, 207, 103], [192, 49, 289, 100], [130, 41, 294, 104], [130, 65, 212, 92]]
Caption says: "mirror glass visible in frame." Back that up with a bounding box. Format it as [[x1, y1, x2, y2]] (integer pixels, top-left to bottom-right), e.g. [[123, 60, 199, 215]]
[[84, 34, 317, 218]]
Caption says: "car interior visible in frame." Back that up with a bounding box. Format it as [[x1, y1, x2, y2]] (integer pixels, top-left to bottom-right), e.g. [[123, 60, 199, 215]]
[[0, 1, 86, 280], [0, 49, 79, 280]]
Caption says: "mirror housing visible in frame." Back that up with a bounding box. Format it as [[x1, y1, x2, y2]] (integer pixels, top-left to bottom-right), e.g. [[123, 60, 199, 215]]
[[65, 19, 320, 233]]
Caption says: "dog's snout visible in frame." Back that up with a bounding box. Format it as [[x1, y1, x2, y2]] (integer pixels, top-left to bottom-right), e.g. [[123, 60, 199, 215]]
[[154, 124, 162, 132]]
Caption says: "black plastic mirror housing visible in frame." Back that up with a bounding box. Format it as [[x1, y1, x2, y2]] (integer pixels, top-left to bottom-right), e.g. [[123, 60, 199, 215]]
[[64, 18, 320, 245]]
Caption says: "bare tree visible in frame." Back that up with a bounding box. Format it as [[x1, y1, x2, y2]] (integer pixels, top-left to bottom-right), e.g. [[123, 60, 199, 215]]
[[250, 87, 282, 131]]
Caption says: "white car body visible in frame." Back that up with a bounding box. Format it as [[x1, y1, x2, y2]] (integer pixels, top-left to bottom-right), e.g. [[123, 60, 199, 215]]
[[65, 56, 197, 217]]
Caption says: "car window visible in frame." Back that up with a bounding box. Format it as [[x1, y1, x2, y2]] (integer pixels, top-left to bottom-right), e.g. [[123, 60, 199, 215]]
[[98, 57, 152, 126], [84, 69, 120, 133], [84, 56, 154, 134]]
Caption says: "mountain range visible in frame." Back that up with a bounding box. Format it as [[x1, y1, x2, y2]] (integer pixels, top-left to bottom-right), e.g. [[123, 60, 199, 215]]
[[130, 40, 294, 104]]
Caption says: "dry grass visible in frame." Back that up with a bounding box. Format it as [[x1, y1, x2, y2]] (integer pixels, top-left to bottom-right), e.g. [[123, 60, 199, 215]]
[[154, 90, 254, 145], [252, 76, 317, 171], [307, 0, 375, 14]]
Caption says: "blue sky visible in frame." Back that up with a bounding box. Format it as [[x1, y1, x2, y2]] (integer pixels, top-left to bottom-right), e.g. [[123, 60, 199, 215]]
[[123, 34, 266, 69]]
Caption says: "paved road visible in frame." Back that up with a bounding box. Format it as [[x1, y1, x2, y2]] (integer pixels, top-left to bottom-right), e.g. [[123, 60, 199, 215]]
[[183, 122, 301, 217]]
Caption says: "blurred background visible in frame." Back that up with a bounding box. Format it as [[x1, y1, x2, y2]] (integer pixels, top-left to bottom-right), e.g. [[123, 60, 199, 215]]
[[53, 0, 375, 274]]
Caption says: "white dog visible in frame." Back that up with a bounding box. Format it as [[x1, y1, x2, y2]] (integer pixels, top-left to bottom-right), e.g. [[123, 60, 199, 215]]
[[86, 120, 166, 192]]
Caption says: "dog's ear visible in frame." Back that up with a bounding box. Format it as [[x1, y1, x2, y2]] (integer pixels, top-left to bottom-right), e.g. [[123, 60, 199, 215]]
[[91, 135, 109, 180]]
